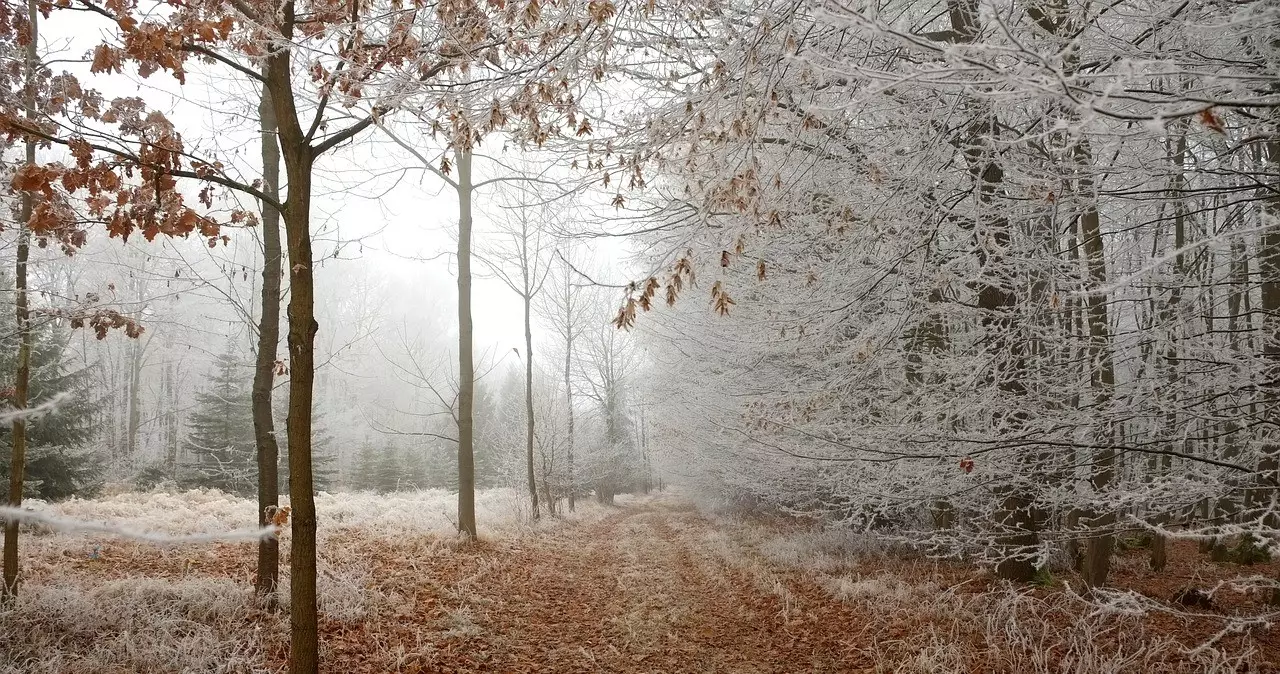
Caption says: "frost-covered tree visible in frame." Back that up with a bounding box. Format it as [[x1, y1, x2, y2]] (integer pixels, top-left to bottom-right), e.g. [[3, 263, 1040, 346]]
[[0, 314, 102, 501], [182, 348, 256, 496], [603, 0, 1280, 597]]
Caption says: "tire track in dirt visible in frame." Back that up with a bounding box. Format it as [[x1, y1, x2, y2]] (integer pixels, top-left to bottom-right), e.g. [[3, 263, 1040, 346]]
[[417, 500, 871, 673], [628, 508, 869, 673]]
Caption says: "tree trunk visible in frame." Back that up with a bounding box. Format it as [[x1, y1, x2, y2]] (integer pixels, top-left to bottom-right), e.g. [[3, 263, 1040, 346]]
[[125, 325, 144, 458], [1260, 131, 1280, 605], [456, 149, 477, 538], [1153, 129, 1189, 571], [1208, 238, 1249, 564], [907, 287, 951, 530], [640, 407, 651, 494], [264, 18, 320, 671], [971, 123, 1034, 583], [1078, 156, 1118, 587], [162, 340, 179, 476], [253, 76, 284, 608], [598, 389, 621, 506], [565, 270, 575, 513], [2, 0, 36, 602], [946, 0, 1034, 582], [541, 464, 555, 517], [524, 291, 539, 519]]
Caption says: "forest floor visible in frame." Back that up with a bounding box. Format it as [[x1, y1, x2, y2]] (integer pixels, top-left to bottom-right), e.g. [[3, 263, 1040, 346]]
[[332, 497, 874, 673], [3, 491, 1278, 673]]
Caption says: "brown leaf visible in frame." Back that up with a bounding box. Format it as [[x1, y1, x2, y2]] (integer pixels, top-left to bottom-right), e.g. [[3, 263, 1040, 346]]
[[1197, 108, 1225, 134]]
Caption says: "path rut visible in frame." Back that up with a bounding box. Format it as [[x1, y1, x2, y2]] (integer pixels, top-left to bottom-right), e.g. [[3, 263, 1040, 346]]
[[395, 499, 869, 673]]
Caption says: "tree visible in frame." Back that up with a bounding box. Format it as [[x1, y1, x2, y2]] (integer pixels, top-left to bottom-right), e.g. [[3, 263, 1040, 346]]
[[0, 0, 154, 599], [456, 150, 478, 537], [252, 72, 284, 606], [351, 440, 420, 493], [580, 303, 641, 504], [480, 191, 554, 518], [182, 347, 256, 496], [0, 314, 102, 501], [276, 396, 336, 494], [3, 0, 37, 602], [603, 0, 1279, 599], [537, 248, 592, 512]]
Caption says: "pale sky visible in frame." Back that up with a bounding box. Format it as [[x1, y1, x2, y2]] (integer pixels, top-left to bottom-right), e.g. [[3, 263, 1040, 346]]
[[43, 13, 638, 358]]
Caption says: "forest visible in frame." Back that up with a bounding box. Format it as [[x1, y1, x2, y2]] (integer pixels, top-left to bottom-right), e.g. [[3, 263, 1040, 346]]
[[0, 0, 1277, 670]]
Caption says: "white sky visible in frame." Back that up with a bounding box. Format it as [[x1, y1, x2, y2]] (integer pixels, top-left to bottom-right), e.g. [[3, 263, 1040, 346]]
[[42, 12, 639, 359]]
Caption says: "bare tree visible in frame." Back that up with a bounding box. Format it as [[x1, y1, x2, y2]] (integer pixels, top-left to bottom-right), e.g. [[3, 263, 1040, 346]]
[[537, 248, 592, 512], [479, 191, 554, 518]]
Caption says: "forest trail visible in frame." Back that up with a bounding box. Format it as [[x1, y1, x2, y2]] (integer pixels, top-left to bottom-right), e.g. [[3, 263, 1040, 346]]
[[19, 494, 1275, 673], [336, 496, 871, 673]]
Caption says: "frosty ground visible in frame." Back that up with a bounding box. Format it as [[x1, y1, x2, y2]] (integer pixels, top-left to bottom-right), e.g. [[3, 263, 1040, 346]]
[[0, 489, 1275, 673]]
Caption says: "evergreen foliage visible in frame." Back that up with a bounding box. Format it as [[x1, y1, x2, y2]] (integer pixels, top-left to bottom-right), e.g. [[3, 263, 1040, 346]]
[[0, 313, 103, 500], [350, 439, 429, 492], [180, 347, 256, 496], [276, 395, 337, 494], [471, 378, 503, 488]]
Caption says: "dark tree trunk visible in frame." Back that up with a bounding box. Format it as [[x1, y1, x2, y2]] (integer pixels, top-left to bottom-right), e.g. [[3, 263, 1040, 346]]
[[969, 124, 1035, 583], [1079, 190, 1117, 588], [253, 76, 284, 608], [946, 0, 1035, 582], [1260, 132, 1280, 605], [265, 11, 320, 669], [3, 0, 37, 603], [1152, 129, 1189, 572]]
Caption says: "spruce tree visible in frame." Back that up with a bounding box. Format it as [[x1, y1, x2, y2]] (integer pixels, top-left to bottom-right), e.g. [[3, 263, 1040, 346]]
[[0, 315, 101, 501], [401, 444, 427, 491], [420, 440, 457, 491], [371, 444, 401, 492], [350, 439, 431, 492], [182, 348, 256, 496], [276, 396, 336, 493], [351, 437, 378, 491], [471, 379, 501, 488]]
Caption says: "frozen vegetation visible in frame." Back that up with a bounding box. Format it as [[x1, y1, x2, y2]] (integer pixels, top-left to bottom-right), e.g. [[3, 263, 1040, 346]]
[[0, 0, 1277, 669]]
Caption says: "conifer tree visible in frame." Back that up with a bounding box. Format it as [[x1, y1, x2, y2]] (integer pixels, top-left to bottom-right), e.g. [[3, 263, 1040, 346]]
[[350, 441, 417, 492], [471, 379, 502, 488], [276, 396, 336, 493], [351, 438, 378, 492], [0, 315, 101, 501], [182, 348, 255, 496]]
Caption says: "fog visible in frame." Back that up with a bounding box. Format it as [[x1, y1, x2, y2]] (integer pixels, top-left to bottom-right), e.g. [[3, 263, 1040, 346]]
[[1, 0, 1277, 670]]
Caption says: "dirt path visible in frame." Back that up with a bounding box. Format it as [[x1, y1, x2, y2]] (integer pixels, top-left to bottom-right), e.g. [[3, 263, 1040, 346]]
[[376, 499, 870, 674]]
